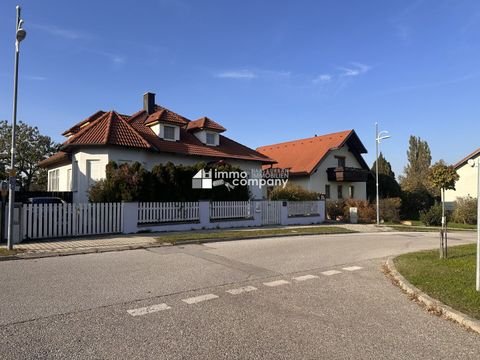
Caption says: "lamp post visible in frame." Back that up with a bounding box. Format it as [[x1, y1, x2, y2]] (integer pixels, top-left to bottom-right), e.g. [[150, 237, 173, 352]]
[[6, 5, 26, 250], [468, 157, 480, 291], [375, 123, 390, 226]]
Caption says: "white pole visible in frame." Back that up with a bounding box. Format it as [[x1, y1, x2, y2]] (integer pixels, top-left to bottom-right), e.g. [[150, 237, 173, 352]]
[[476, 157, 480, 291], [7, 6, 22, 250], [376, 123, 380, 226]]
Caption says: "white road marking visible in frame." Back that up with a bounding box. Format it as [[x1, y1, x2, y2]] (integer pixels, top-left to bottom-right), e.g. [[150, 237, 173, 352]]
[[293, 274, 319, 282], [226, 286, 258, 295], [182, 294, 219, 304], [342, 266, 363, 271], [321, 270, 342, 276], [263, 280, 290, 287], [127, 303, 171, 316]]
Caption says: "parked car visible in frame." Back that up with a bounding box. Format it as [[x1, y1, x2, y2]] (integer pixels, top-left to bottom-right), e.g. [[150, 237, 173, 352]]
[[26, 197, 66, 205]]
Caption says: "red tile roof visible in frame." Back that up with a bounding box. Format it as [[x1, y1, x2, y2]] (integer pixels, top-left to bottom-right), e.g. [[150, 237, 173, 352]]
[[61, 110, 130, 136], [187, 117, 226, 133], [256, 130, 368, 175], [38, 151, 71, 168], [63, 111, 152, 150], [41, 104, 274, 168], [144, 106, 189, 126]]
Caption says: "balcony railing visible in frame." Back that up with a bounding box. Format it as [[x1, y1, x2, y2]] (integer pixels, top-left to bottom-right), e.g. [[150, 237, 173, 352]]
[[326, 167, 369, 182]]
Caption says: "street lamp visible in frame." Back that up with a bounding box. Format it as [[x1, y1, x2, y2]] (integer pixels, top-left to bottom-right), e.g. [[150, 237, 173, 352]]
[[7, 5, 26, 250], [468, 157, 480, 291], [375, 123, 391, 226]]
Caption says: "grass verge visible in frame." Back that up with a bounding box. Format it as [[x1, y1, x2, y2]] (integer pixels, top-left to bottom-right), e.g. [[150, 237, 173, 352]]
[[394, 244, 480, 320], [155, 226, 356, 244], [0, 247, 20, 257]]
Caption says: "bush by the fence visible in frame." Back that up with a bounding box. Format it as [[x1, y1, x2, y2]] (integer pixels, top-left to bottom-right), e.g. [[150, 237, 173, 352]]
[[419, 202, 443, 226], [326, 200, 345, 221], [343, 199, 376, 224], [379, 197, 402, 223], [452, 196, 477, 225], [89, 161, 250, 202], [269, 184, 320, 201]]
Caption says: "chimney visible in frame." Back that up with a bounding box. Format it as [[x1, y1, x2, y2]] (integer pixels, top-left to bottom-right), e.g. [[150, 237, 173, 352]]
[[143, 92, 155, 114]]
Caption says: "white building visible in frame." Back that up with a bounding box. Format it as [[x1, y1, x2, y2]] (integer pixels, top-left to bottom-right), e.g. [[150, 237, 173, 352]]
[[445, 148, 479, 206], [257, 130, 370, 200], [40, 93, 275, 202]]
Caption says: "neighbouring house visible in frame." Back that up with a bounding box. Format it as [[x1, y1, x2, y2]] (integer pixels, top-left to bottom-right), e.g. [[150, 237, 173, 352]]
[[39, 93, 275, 202], [256, 130, 370, 200], [444, 147, 479, 208]]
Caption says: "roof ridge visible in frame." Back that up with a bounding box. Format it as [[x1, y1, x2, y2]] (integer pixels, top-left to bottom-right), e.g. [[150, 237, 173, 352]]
[[257, 130, 352, 149], [104, 111, 115, 144], [64, 111, 111, 145], [114, 110, 155, 150]]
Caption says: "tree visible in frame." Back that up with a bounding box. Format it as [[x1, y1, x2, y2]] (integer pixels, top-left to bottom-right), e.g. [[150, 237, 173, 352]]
[[428, 160, 459, 259], [0, 120, 59, 191], [367, 152, 401, 200], [400, 136, 432, 192]]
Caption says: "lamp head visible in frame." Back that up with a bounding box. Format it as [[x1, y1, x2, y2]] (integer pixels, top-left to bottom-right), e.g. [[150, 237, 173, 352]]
[[16, 24, 26, 42], [468, 159, 476, 167]]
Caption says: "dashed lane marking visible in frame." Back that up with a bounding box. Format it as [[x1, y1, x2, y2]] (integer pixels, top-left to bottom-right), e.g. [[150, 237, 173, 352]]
[[263, 280, 290, 287], [293, 274, 319, 282], [226, 286, 258, 295], [127, 303, 171, 316], [182, 294, 219, 305], [321, 270, 342, 276], [342, 266, 363, 271]]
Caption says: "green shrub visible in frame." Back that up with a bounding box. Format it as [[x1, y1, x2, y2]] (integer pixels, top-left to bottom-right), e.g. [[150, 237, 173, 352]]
[[326, 200, 345, 221], [344, 199, 376, 224], [419, 203, 443, 226], [452, 196, 477, 225], [400, 189, 435, 220], [269, 184, 320, 201], [379, 197, 402, 223]]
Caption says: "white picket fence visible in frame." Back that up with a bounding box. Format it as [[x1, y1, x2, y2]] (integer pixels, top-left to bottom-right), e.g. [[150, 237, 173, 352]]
[[22, 203, 123, 240], [287, 201, 320, 217], [138, 202, 200, 224], [209, 201, 252, 220]]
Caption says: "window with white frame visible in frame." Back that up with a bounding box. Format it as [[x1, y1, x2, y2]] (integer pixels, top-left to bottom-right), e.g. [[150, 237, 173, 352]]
[[48, 169, 60, 191], [163, 125, 176, 140], [206, 132, 217, 146], [67, 168, 72, 191]]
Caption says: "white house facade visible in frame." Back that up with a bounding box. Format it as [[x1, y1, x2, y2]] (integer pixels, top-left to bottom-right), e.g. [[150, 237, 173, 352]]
[[257, 130, 370, 201], [40, 93, 275, 202], [444, 148, 479, 206]]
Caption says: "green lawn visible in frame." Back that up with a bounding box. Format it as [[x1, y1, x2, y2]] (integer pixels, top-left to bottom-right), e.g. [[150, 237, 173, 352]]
[[394, 244, 480, 320], [385, 221, 476, 233], [156, 226, 356, 244]]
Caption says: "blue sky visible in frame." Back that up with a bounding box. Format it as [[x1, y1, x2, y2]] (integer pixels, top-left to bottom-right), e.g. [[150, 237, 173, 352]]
[[0, 0, 479, 177]]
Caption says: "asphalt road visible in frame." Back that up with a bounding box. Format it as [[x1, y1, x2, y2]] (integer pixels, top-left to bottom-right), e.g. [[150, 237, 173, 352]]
[[0, 231, 479, 359]]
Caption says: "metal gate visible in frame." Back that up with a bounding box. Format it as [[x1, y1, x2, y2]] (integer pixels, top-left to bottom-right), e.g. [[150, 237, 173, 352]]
[[260, 201, 282, 225]]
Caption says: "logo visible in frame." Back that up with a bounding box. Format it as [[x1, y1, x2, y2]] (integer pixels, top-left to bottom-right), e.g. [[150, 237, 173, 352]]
[[192, 167, 289, 191], [192, 169, 213, 189]]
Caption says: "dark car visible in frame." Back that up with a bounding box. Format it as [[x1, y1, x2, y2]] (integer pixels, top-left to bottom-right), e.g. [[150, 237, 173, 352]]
[[27, 197, 66, 205]]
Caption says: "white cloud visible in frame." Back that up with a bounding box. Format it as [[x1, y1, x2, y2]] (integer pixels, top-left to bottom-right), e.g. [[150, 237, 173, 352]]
[[215, 70, 257, 79], [338, 62, 371, 77], [312, 74, 332, 83]]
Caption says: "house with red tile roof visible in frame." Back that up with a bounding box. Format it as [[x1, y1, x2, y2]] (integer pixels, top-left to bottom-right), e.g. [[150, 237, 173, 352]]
[[444, 147, 480, 208], [40, 93, 275, 202], [257, 130, 370, 200]]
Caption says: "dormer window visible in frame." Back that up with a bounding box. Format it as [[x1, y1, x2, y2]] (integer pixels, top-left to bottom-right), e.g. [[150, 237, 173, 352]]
[[164, 125, 176, 141], [206, 132, 217, 146]]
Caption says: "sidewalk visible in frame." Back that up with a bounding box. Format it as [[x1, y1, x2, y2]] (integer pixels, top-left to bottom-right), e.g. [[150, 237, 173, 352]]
[[2, 223, 392, 260]]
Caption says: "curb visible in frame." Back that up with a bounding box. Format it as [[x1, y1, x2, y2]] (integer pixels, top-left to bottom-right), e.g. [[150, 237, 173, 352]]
[[385, 257, 480, 335], [0, 228, 358, 262]]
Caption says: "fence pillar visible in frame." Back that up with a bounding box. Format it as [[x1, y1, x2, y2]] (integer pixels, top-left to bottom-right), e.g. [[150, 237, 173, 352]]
[[280, 201, 288, 225], [318, 200, 326, 223], [12, 203, 22, 244], [199, 201, 210, 228], [122, 202, 139, 234]]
